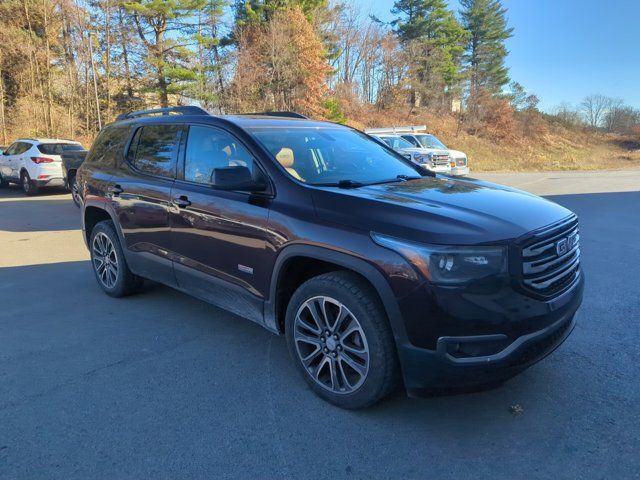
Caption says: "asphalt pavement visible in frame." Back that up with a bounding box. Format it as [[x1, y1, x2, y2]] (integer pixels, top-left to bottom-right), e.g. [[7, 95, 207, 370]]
[[1, 170, 639, 479]]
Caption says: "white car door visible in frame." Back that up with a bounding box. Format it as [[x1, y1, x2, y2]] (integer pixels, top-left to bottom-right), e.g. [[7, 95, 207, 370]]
[[0, 142, 18, 178], [11, 142, 33, 178]]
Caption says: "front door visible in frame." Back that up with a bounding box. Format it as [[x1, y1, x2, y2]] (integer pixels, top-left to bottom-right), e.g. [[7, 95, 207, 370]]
[[0, 142, 18, 178], [109, 123, 184, 286], [169, 124, 274, 324]]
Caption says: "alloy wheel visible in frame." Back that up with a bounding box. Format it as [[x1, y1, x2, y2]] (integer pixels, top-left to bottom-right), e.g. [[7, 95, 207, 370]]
[[293, 296, 370, 394], [71, 178, 81, 205], [92, 232, 118, 289], [22, 175, 30, 193]]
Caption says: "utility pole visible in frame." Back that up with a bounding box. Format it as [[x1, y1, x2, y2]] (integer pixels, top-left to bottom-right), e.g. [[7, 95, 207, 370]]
[[88, 31, 102, 130]]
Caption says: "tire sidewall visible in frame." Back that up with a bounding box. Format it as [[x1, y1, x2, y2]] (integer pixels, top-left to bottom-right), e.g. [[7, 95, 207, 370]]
[[285, 274, 395, 409], [89, 221, 128, 297]]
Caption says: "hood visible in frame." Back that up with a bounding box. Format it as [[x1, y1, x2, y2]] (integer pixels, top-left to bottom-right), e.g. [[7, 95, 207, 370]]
[[447, 149, 467, 159], [311, 176, 573, 245]]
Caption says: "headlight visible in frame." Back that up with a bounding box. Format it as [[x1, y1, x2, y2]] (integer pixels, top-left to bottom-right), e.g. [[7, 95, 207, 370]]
[[413, 154, 429, 163], [371, 233, 507, 284]]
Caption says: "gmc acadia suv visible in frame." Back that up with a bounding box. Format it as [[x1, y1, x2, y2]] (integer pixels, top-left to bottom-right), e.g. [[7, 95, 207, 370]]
[[77, 107, 583, 409]]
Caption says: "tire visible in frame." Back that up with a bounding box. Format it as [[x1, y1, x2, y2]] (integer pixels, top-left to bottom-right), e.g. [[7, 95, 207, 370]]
[[21, 171, 38, 196], [285, 271, 399, 409], [0, 173, 9, 188], [69, 173, 81, 208], [89, 220, 143, 297]]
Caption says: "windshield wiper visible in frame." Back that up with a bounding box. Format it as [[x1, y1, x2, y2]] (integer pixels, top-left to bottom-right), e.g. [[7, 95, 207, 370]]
[[313, 179, 365, 189], [396, 174, 421, 181]]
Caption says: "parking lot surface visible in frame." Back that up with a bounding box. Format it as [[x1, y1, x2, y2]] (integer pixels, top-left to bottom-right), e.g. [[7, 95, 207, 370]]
[[1, 170, 639, 479]]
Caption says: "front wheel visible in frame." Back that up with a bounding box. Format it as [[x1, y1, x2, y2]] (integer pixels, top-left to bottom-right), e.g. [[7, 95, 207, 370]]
[[285, 271, 399, 409], [0, 173, 9, 188], [89, 220, 143, 297]]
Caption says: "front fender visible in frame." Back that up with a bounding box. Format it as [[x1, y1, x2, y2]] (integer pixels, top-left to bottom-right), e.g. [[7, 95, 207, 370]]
[[264, 244, 409, 346]]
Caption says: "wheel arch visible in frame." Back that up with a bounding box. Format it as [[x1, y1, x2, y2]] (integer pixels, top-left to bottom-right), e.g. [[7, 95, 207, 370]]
[[265, 245, 408, 344]]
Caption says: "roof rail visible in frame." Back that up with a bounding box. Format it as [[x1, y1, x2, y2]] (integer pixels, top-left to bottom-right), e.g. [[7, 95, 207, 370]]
[[364, 125, 427, 135], [116, 106, 210, 121], [235, 111, 308, 119]]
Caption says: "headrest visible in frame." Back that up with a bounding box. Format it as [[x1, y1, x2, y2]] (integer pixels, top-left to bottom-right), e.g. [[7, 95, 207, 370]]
[[275, 147, 295, 168]]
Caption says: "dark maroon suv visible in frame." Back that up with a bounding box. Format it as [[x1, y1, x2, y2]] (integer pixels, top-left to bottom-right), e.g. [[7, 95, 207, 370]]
[[77, 107, 583, 408]]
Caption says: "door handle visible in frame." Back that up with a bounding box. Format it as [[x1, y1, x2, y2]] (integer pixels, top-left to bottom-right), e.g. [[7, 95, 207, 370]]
[[173, 195, 191, 208], [109, 185, 124, 196]]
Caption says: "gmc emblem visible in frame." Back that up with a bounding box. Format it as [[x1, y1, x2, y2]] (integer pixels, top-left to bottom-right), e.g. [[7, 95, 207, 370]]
[[556, 232, 578, 256]]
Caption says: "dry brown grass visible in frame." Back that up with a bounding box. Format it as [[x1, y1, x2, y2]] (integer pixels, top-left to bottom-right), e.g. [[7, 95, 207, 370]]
[[347, 105, 640, 172]]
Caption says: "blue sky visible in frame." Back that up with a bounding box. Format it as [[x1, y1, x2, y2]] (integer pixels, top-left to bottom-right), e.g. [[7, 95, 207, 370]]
[[360, 0, 640, 112]]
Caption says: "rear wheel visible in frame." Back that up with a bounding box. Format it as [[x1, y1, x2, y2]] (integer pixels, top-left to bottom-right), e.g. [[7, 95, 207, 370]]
[[90, 220, 143, 297], [285, 271, 399, 409], [69, 173, 81, 208], [21, 171, 38, 196]]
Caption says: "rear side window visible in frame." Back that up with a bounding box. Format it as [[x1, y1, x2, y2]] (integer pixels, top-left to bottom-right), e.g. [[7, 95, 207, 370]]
[[37, 143, 84, 155], [86, 126, 131, 167], [129, 125, 181, 178]]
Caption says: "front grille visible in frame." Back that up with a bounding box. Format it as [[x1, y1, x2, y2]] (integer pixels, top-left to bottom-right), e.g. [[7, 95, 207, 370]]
[[431, 155, 450, 167], [520, 216, 580, 297]]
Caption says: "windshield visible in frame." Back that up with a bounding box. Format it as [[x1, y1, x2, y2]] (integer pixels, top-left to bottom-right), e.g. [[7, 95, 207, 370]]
[[415, 134, 447, 149], [248, 127, 421, 186], [379, 136, 414, 150], [37, 143, 85, 155]]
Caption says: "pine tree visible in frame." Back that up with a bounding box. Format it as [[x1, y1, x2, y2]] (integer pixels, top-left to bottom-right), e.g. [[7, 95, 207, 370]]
[[392, 0, 468, 109], [460, 0, 513, 96], [233, 0, 327, 26], [124, 0, 208, 107]]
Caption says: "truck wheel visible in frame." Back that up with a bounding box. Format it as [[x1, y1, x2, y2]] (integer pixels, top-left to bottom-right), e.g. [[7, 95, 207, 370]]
[[21, 171, 38, 196], [69, 174, 81, 208], [90, 220, 143, 297], [285, 271, 399, 409]]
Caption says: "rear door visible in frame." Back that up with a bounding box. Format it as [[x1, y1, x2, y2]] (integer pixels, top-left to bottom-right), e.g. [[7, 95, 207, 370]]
[[169, 124, 273, 323], [109, 123, 184, 286]]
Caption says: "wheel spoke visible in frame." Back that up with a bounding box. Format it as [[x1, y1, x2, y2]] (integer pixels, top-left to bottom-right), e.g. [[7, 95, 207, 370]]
[[294, 329, 322, 348], [308, 299, 328, 331], [339, 351, 367, 378], [301, 346, 323, 367]]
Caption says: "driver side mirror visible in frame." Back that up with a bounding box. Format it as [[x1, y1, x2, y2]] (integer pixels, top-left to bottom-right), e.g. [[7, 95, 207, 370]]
[[211, 165, 267, 192]]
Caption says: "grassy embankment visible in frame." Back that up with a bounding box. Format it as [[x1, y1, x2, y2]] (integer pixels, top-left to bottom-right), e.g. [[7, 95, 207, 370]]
[[348, 108, 640, 172]]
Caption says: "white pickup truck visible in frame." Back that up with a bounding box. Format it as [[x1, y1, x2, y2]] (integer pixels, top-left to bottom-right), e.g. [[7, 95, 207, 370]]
[[365, 126, 470, 176]]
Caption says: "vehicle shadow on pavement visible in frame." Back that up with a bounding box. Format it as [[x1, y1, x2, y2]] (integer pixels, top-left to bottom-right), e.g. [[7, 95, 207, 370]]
[[0, 198, 80, 232]]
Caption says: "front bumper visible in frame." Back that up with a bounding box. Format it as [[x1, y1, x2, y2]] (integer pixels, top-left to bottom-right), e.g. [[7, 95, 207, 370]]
[[396, 271, 583, 396], [450, 165, 470, 176]]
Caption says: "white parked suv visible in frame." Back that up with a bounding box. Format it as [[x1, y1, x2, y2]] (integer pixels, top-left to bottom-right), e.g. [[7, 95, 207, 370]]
[[366, 132, 452, 174], [366, 126, 470, 176], [0, 138, 84, 195]]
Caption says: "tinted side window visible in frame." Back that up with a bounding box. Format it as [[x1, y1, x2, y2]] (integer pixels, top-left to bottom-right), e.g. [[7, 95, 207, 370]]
[[86, 126, 131, 167], [4, 142, 19, 155], [37, 143, 84, 155], [184, 126, 254, 185], [132, 125, 181, 178], [402, 135, 419, 147], [15, 142, 32, 154]]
